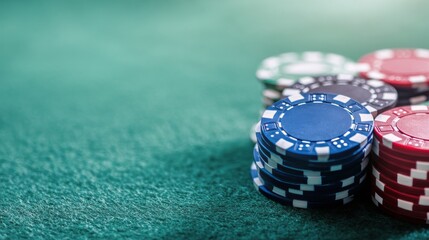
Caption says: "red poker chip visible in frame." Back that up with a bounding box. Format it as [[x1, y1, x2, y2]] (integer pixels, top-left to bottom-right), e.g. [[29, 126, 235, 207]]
[[370, 170, 429, 196], [371, 193, 429, 223], [373, 138, 429, 163], [374, 105, 429, 156], [372, 186, 429, 213], [372, 163, 429, 188], [359, 48, 429, 88], [371, 175, 429, 206], [372, 197, 429, 224], [372, 154, 429, 181], [373, 140, 429, 172], [371, 152, 429, 172]]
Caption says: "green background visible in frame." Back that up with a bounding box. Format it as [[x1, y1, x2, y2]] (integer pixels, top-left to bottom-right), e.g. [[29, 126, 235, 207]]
[[1, 0, 429, 239]]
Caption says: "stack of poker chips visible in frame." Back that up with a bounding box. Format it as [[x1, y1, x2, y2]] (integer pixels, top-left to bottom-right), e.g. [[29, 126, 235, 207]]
[[250, 51, 358, 143], [251, 93, 374, 208], [370, 105, 429, 224], [358, 48, 429, 106], [281, 74, 398, 118]]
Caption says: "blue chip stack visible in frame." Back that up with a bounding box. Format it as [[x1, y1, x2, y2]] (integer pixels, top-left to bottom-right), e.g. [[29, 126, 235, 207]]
[[251, 93, 374, 208]]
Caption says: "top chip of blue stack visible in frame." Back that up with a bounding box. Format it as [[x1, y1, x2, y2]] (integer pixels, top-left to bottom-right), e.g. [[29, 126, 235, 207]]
[[260, 93, 374, 161]]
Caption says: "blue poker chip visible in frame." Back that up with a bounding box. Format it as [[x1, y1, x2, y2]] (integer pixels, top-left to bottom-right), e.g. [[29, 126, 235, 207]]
[[255, 145, 369, 183], [260, 171, 364, 202], [257, 132, 372, 171], [254, 145, 368, 186], [257, 145, 369, 179], [250, 162, 356, 208], [254, 155, 367, 194], [260, 93, 374, 161], [256, 127, 373, 170], [256, 142, 369, 175], [256, 126, 373, 172]]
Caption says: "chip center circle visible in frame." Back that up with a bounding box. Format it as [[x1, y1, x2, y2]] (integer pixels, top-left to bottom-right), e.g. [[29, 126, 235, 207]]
[[396, 114, 429, 140], [382, 59, 429, 75], [281, 103, 352, 141], [283, 63, 330, 75]]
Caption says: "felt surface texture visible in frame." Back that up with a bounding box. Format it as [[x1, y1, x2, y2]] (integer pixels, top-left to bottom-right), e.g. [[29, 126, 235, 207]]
[[1, 0, 429, 239]]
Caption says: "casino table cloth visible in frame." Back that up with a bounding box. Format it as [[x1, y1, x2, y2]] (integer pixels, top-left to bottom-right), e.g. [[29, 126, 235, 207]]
[[1, 1, 429, 239]]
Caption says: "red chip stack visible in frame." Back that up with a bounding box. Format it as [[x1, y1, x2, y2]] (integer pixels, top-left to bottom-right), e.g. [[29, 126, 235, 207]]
[[370, 105, 429, 224]]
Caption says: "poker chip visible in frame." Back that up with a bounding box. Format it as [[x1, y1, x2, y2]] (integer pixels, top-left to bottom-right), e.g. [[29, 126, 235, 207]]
[[371, 194, 429, 223], [371, 196, 429, 225], [370, 105, 429, 223], [358, 48, 429, 88], [262, 170, 364, 202], [373, 155, 429, 180], [260, 93, 374, 160], [282, 74, 398, 117], [374, 105, 429, 155], [397, 87, 429, 98], [371, 176, 429, 208], [372, 185, 429, 215], [373, 160, 429, 188], [257, 52, 357, 88], [257, 130, 372, 171], [255, 150, 367, 191], [396, 89, 429, 106], [250, 92, 372, 208], [396, 93, 429, 106], [250, 162, 357, 209], [370, 173, 429, 197], [373, 138, 429, 163], [255, 145, 369, 185]]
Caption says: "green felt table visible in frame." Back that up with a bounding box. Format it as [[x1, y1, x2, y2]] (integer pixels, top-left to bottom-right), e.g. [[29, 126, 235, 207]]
[[1, 1, 429, 239]]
